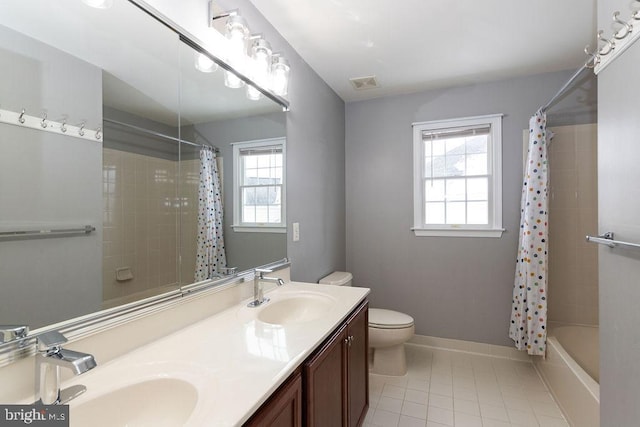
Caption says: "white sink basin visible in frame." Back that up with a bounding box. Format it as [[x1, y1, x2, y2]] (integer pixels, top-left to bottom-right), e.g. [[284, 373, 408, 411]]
[[258, 294, 335, 325], [71, 378, 198, 427]]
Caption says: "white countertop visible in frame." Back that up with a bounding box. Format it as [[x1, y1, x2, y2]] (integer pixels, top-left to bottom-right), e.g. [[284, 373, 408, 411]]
[[63, 282, 369, 426]]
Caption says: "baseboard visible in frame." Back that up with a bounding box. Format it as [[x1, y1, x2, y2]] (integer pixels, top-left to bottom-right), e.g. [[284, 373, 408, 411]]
[[408, 334, 532, 362]]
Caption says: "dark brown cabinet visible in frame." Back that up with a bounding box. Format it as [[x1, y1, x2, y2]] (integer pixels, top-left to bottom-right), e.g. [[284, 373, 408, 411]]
[[304, 301, 369, 427], [244, 371, 303, 427], [244, 300, 368, 427]]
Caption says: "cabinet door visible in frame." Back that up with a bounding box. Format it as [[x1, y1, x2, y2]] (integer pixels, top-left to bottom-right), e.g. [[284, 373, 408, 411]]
[[304, 326, 347, 427], [244, 372, 302, 427], [347, 303, 369, 427]]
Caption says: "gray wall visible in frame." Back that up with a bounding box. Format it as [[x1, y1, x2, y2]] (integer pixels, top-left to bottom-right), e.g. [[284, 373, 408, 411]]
[[194, 113, 287, 272], [0, 26, 103, 328], [345, 70, 596, 346], [597, 0, 640, 424], [144, 0, 347, 283]]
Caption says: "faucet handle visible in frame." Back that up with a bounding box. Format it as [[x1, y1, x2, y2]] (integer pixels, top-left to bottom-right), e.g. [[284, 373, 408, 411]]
[[0, 325, 29, 343], [37, 331, 68, 352]]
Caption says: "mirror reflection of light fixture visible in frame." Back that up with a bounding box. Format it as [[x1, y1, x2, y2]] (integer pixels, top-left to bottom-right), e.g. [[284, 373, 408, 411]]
[[246, 37, 272, 100], [224, 70, 245, 89], [81, 0, 113, 9], [271, 56, 291, 97], [195, 53, 218, 73]]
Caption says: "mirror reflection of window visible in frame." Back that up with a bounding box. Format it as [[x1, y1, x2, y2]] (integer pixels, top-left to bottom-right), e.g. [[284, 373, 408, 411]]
[[232, 138, 286, 232]]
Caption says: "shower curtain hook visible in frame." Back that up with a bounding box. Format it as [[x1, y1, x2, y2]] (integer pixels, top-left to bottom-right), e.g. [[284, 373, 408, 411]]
[[41, 112, 48, 129], [95, 127, 102, 140], [612, 11, 632, 39], [60, 120, 67, 133], [18, 108, 25, 124], [597, 30, 615, 55], [78, 121, 85, 136]]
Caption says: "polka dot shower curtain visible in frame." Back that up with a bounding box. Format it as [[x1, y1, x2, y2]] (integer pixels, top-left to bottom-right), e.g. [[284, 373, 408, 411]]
[[195, 147, 227, 281], [509, 110, 550, 356]]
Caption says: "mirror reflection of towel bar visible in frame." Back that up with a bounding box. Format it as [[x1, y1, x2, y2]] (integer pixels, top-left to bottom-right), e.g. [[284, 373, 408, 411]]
[[586, 232, 640, 250], [0, 225, 95, 241]]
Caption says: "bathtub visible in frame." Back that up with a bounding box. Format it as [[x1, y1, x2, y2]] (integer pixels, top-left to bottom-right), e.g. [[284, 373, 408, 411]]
[[534, 325, 600, 427]]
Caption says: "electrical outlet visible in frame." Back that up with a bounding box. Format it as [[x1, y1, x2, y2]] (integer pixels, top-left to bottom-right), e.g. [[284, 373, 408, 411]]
[[292, 222, 300, 242]]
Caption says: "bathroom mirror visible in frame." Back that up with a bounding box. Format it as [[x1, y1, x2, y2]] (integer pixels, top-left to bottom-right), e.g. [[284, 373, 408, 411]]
[[0, 0, 286, 331]]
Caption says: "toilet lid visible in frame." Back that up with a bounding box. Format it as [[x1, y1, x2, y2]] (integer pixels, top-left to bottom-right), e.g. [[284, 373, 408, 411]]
[[369, 308, 414, 329]]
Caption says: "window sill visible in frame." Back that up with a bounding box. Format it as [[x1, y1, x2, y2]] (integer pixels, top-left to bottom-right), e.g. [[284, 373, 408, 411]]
[[412, 228, 505, 238], [232, 225, 286, 234]]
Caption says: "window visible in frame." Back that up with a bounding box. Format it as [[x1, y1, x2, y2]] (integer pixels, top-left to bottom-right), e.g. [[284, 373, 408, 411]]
[[412, 114, 503, 237], [232, 138, 286, 233]]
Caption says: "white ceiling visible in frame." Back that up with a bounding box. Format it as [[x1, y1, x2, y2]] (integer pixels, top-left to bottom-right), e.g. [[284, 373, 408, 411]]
[[248, 0, 597, 102]]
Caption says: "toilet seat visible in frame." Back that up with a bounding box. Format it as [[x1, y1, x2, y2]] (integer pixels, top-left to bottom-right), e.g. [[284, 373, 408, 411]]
[[369, 308, 414, 330]]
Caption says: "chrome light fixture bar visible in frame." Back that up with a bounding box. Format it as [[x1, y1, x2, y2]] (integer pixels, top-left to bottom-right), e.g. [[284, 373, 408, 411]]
[[127, 0, 289, 110]]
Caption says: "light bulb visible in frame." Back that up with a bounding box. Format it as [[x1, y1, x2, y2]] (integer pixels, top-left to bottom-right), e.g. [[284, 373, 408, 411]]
[[250, 38, 272, 87], [271, 57, 290, 97], [195, 53, 218, 73], [225, 15, 249, 59]]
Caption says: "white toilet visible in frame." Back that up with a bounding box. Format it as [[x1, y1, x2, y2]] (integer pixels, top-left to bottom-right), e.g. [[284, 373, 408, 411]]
[[319, 271, 415, 376]]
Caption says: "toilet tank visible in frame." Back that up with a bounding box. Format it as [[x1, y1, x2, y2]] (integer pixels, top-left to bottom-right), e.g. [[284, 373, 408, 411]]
[[318, 271, 353, 287]]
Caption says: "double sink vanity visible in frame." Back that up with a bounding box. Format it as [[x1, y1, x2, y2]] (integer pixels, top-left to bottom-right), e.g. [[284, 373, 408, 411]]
[[45, 280, 369, 426]]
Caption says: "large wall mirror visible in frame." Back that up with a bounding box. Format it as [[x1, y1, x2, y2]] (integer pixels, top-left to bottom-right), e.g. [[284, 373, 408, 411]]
[[0, 0, 286, 330]]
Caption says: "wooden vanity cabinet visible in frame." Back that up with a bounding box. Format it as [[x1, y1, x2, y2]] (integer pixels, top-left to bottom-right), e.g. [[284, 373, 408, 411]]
[[304, 301, 369, 427], [244, 370, 303, 427], [244, 300, 368, 427]]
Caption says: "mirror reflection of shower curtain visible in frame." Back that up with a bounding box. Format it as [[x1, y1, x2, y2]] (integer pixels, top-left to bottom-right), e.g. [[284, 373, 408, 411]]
[[195, 147, 227, 281], [509, 109, 550, 356]]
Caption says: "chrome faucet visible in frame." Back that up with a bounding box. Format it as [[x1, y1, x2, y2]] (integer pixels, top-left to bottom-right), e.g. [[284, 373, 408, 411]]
[[247, 268, 285, 307], [35, 331, 97, 405]]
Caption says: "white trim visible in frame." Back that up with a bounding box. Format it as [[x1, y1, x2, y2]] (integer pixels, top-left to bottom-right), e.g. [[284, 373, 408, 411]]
[[412, 113, 504, 127], [408, 334, 531, 362], [412, 114, 503, 237], [232, 225, 286, 234], [412, 228, 504, 238]]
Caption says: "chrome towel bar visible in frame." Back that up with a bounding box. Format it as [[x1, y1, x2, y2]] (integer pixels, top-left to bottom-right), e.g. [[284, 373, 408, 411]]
[[0, 225, 95, 241], [586, 232, 640, 250]]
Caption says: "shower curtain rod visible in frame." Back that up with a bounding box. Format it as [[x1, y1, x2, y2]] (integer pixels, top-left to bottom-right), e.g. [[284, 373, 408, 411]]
[[103, 118, 219, 152], [540, 63, 590, 112]]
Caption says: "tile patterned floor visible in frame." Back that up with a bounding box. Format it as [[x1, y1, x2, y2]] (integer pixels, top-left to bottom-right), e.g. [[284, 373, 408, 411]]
[[364, 344, 569, 427]]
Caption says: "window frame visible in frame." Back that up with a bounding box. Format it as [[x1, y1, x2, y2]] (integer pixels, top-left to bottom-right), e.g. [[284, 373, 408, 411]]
[[232, 137, 286, 233], [412, 114, 504, 238]]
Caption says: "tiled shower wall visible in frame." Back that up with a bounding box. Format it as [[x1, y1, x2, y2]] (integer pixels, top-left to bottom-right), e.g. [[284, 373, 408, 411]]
[[103, 148, 180, 307], [547, 123, 598, 325]]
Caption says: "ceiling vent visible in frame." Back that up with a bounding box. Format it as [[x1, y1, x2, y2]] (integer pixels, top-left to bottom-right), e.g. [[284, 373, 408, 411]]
[[349, 75, 379, 91]]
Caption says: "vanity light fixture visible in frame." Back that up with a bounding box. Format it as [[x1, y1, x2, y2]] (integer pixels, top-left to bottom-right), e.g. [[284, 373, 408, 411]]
[[81, 0, 113, 9], [195, 52, 218, 73], [208, 2, 290, 98]]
